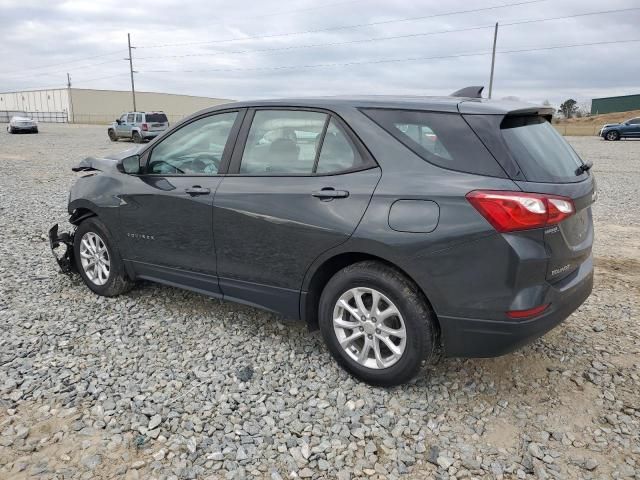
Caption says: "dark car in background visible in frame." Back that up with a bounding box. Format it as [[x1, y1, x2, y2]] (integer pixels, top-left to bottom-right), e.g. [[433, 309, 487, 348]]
[[50, 87, 595, 386], [599, 117, 640, 140]]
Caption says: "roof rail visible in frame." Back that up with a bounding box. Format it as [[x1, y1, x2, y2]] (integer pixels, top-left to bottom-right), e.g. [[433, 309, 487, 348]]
[[450, 86, 484, 98]]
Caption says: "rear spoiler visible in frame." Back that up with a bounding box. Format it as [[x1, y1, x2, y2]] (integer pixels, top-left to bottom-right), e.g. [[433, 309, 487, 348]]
[[450, 86, 484, 98]]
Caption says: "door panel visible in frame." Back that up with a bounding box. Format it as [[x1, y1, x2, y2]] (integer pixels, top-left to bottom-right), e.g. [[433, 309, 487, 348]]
[[213, 168, 381, 292], [119, 175, 221, 276]]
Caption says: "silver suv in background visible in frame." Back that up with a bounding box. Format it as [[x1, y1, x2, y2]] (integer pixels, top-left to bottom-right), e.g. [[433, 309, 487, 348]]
[[108, 111, 169, 143]]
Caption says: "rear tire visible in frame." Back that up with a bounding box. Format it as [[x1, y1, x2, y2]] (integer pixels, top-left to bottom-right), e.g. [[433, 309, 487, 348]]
[[318, 261, 435, 386], [108, 129, 118, 142], [606, 130, 620, 141], [132, 131, 142, 143], [74, 218, 134, 297]]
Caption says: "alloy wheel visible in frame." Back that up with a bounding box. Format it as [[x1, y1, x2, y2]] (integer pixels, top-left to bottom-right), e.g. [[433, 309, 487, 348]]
[[332, 287, 407, 369], [79, 232, 111, 286]]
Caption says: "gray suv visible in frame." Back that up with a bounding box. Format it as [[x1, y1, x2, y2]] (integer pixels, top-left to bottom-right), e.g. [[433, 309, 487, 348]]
[[108, 111, 169, 143], [51, 87, 595, 386]]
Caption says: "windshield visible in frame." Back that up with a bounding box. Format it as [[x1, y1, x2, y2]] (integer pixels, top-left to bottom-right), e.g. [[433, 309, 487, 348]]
[[501, 116, 586, 183], [146, 113, 168, 123]]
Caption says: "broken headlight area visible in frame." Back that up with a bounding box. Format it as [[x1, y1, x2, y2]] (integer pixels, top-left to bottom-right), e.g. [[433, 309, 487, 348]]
[[49, 223, 77, 275]]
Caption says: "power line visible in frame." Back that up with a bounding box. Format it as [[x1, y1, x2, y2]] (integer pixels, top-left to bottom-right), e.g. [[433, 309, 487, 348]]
[[139, 38, 640, 74], [137, 0, 549, 49], [0, 73, 130, 93], [1, 58, 125, 79], [3, 50, 125, 75], [134, 7, 640, 62]]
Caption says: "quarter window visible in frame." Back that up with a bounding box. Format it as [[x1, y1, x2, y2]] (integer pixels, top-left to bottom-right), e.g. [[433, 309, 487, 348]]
[[240, 110, 327, 174], [315, 118, 362, 174], [148, 111, 238, 175]]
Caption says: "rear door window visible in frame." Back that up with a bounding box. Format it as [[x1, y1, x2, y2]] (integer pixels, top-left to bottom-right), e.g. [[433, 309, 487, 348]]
[[500, 116, 585, 183], [135, 114, 143, 123], [240, 110, 327, 174], [363, 109, 505, 177]]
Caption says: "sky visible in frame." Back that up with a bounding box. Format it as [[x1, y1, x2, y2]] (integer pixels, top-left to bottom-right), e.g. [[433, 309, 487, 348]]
[[1, 0, 639, 108]]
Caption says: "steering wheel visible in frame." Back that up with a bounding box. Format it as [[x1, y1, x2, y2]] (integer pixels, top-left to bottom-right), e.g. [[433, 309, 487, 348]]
[[192, 154, 220, 173], [150, 160, 184, 174]]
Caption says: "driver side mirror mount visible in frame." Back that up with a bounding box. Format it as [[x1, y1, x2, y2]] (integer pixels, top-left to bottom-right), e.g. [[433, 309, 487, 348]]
[[118, 155, 141, 174]]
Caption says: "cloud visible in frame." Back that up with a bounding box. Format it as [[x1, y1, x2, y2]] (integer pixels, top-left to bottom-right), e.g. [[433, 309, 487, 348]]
[[1, 0, 639, 106]]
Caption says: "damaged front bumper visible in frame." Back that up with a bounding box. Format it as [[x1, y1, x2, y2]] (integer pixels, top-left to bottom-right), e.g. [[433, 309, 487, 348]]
[[49, 224, 76, 275]]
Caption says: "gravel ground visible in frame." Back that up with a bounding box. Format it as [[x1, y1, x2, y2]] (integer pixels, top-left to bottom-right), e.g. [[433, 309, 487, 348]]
[[0, 125, 639, 480]]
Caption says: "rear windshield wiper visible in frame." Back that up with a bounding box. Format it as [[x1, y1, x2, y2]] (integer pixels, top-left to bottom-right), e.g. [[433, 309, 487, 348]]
[[576, 161, 593, 175]]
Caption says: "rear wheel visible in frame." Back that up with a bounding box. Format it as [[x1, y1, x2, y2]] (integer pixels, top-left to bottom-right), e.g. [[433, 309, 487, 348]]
[[108, 129, 118, 141], [606, 130, 620, 141], [74, 218, 134, 296], [319, 261, 436, 386], [132, 131, 142, 143]]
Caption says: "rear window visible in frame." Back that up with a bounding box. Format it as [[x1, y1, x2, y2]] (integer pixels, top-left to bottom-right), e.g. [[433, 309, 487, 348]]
[[501, 116, 585, 183], [146, 113, 168, 123], [363, 109, 505, 177]]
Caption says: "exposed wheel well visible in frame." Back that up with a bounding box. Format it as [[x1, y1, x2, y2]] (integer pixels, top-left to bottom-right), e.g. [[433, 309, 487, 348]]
[[303, 252, 440, 343], [69, 207, 97, 226]]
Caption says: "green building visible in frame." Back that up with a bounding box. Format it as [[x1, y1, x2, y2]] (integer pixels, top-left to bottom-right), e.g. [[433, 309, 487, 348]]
[[591, 94, 640, 115]]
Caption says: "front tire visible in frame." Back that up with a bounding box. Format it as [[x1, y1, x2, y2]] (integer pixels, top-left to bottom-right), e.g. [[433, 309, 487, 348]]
[[108, 129, 118, 142], [8, 126, 14, 134], [319, 261, 436, 387], [606, 130, 620, 141], [74, 218, 134, 297]]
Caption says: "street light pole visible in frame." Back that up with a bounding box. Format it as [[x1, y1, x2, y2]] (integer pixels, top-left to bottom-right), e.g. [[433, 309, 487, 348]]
[[127, 33, 137, 111], [488, 22, 499, 99]]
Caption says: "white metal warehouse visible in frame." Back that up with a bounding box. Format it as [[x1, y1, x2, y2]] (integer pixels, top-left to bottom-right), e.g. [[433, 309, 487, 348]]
[[0, 88, 232, 124]]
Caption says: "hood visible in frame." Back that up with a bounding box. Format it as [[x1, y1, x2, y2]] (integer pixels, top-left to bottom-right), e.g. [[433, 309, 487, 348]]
[[601, 123, 620, 128], [104, 145, 144, 160]]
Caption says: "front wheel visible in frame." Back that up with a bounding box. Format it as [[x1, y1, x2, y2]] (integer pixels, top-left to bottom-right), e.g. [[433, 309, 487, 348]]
[[606, 130, 620, 141], [108, 129, 118, 141], [74, 218, 134, 296], [319, 261, 436, 386]]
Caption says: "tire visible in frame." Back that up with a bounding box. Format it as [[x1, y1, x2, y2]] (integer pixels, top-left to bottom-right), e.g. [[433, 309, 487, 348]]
[[73, 217, 134, 297], [8, 127, 14, 134], [33, 128, 38, 134], [108, 129, 118, 142], [132, 131, 142, 143], [606, 130, 620, 141], [318, 261, 435, 386]]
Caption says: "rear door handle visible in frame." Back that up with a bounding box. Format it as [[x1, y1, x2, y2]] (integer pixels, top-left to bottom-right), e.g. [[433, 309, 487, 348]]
[[312, 188, 350, 199], [185, 186, 211, 196]]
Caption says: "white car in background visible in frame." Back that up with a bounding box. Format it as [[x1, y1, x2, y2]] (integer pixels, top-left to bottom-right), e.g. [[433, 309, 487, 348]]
[[7, 115, 38, 134]]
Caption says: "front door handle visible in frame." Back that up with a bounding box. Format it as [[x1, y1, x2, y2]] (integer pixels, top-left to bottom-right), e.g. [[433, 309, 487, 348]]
[[312, 188, 350, 200], [185, 186, 211, 196]]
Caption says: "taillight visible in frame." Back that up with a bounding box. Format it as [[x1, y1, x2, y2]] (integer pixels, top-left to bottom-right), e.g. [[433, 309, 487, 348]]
[[507, 303, 549, 319], [466, 190, 575, 232], [141, 123, 148, 131]]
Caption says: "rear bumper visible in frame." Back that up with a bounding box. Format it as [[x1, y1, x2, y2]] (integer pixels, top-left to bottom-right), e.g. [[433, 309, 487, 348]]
[[440, 255, 593, 357], [11, 125, 38, 132]]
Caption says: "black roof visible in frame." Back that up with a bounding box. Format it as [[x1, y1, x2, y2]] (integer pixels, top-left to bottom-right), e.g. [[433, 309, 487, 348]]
[[212, 95, 552, 116]]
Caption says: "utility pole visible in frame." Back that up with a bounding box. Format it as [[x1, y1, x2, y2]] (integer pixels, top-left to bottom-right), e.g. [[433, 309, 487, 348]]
[[67, 72, 74, 123], [488, 22, 499, 99], [126, 33, 137, 111]]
